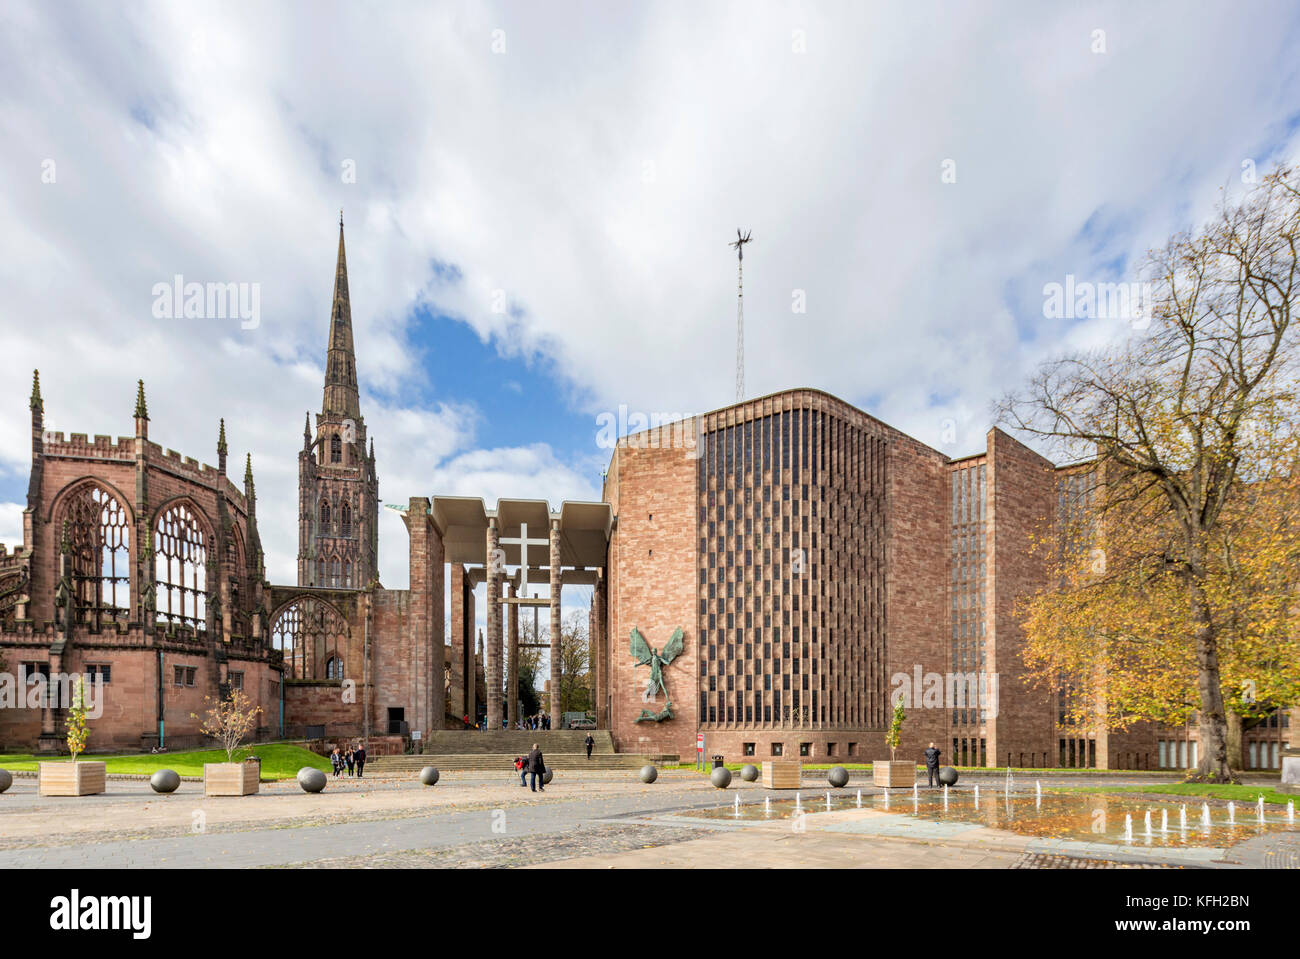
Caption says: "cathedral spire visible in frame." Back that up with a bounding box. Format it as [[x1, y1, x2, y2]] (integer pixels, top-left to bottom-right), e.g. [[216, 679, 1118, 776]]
[[322, 215, 361, 421], [30, 369, 42, 413]]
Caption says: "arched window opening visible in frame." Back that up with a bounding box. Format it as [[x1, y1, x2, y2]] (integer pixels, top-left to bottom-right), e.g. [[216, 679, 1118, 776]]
[[319, 498, 331, 532], [155, 503, 208, 632], [340, 501, 352, 538], [343, 559, 352, 588], [317, 558, 325, 586], [330, 433, 342, 463], [330, 557, 341, 588], [271, 599, 349, 680], [62, 483, 131, 628]]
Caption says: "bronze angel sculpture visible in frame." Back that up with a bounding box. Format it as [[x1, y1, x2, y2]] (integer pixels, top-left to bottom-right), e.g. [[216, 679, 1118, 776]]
[[630, 625, 684, 720]]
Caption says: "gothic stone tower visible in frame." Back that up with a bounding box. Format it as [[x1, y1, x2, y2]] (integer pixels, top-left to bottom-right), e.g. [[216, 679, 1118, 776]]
[[298, 216, 380, 589]]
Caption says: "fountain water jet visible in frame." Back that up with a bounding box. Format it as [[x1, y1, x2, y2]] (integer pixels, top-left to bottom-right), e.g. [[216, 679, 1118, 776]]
[[856, 790, 862, 808], [1144, 810, 1152, 836], [825, 792, 832, 812], [1201, 803, 1211, 828], [1161, 808, 1168, 832], [764, 797, 771, 816], [974, 784, 980, 804], [1257, 795, 1265, 824], [1124, 814, 1133, 841], [1179, 804, 1187, 830], [1289, 801, 1295, 823], [734, 794, 741, 817], [1228, 801, 1236, 824]]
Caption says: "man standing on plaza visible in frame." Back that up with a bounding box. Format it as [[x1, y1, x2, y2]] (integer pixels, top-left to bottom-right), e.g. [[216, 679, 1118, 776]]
[[527, 742, 545, 792], [584, 733, 594, 760], [924, 741, 941, 787], [355, 742, 366, 778]]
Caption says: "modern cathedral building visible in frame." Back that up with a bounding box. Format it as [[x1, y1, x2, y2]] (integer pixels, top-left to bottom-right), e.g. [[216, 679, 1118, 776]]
[[0, 223, 1290, 771]]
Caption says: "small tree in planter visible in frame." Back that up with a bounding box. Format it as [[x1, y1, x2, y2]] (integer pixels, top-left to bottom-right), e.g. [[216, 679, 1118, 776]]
[[39, 675, 106, 796], [874, 696, 915, 787], [194, 691, 263, 796]]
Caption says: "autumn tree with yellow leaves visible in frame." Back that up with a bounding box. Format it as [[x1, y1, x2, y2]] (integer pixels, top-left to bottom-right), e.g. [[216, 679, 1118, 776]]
[[1001, 166, 1300, 783]]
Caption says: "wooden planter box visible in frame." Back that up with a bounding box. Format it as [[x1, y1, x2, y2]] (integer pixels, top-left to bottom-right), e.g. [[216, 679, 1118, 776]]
[[204, 761, 260, 796], [762, 758, 802, 789], [39, 761, 106, 797], [872, 760, 916, 788]]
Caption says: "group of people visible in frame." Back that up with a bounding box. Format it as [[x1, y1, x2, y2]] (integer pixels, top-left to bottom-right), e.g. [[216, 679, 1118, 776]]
[[513, 743, 547, 791], [329, 743, 367, 778]]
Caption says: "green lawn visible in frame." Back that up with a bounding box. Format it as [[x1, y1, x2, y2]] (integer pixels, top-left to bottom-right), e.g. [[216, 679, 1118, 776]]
[[0, 743, 330, 781], [1058, 782, 1297, 805]]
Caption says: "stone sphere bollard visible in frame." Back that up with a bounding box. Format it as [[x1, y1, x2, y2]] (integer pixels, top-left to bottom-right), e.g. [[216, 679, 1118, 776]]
[[150, 769, 180, 794], [542, 768, 554, 785], [297, 767, 327, 793], [710, 766, 732, 789], [827, 766, 849, 789], [419, 766, 440, 786], [640, 765, 658, 784], [740, 764, 759, 782], [938, 766, 959, 786], [0, 769, 12, 794]]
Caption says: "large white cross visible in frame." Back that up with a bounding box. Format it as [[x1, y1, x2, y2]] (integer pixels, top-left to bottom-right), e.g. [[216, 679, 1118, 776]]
[[498, 522, 550, 595]]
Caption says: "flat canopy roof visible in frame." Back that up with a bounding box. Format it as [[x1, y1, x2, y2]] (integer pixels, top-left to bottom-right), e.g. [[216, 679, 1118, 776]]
[[418, 496, 613, 568]]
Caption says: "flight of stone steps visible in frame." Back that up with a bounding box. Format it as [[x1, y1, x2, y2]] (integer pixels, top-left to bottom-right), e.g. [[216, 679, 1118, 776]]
[[363, 730, 677, 773]]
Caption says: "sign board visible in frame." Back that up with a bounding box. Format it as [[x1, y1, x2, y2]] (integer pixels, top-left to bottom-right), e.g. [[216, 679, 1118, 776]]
[[412, 730, 422, 740], [696, 733, 704, 752]]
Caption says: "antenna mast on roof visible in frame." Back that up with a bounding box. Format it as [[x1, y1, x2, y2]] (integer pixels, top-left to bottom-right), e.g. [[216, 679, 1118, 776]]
[[729, 229, 753, 403]]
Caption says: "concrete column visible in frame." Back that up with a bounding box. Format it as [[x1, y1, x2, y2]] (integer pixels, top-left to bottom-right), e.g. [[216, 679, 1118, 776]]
[[403, 493, 434, 732], [486, 518, 502, 729], [429, 523, 446, 732], [593, 568, 606, 729], [549, 519, 562, 725], [448, 563, 466, 720], [507, 581, 519, 729]]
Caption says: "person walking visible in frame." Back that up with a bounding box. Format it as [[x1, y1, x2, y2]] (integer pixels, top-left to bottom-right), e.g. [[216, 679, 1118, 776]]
[[527, 742, 545, 792], [345, 747, 355, 777], [354, 743, 366, 778], [515, 754, 527, 787], [330, 746, 342, 778], [924, 741, 942, 787], [584, 733, 594, 760]]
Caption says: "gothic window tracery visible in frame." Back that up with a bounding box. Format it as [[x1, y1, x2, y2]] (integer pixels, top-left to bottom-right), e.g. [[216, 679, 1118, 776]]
[[61, 483, 131, 628], [330, 433, 342, 463], [271, 599, 349, 679], [319, 498, 331, 532], [340, 501, 352, 538], [154, 502, 208, 632]]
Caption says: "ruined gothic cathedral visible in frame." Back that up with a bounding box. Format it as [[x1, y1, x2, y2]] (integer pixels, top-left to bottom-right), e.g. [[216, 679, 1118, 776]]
[[0, 219, 449, 753]]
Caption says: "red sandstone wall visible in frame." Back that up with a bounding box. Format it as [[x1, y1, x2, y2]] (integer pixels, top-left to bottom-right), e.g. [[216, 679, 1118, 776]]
[[986, 428, 1058, 768], [885, 434, 952, 764], [605, 434, 700, 756]]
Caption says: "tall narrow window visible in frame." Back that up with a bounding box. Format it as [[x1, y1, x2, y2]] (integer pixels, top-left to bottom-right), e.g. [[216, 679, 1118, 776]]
[[319, 499, 331, 532], [62, 483, 132, 628], [330, 433, 342, 463], [154, 503, 208, 632], [340, 501, 352, 538]]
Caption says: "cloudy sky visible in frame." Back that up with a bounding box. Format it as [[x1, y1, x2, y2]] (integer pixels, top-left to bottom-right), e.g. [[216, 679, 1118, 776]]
[[1, 0, 1298, 611]]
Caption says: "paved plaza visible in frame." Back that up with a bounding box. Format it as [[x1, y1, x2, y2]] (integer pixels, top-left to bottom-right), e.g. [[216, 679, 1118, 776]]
[[1, 770, 1296, 869]]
